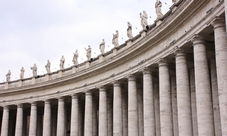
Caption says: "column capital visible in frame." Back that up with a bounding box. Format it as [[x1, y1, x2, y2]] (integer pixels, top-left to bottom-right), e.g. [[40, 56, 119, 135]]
[[211, 16, 225, 30], [113, 80, 120, 87], [3, 105, 9, 110], [127, 74, 136, 81], [44, 99, 51, 104], [174, 48, 186, 57], [71, 94, 79, 99], [99, 86, 106, 92], [58, 97, 64, 102], [158, 58, 168, 67], [17, 104, 23, 108], [85, 91, 92, 96], [142, 67, 151, 75], [31, 101, 37, 106], [191, 34, 206, 45]]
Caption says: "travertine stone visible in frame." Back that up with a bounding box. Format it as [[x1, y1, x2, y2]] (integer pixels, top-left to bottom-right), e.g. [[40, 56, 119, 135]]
[[210, 58, 221, 136], [1, 106, 9, 136], [113, 81, 122, 136], [86, 62, 90, 68], [189, 68, 198, 136], [143, 68, 155, 136], [212, 17, 227, 136], [122, 89, 128, 136], [29, 102, 37, 136], [45, 74, 50, 81], [99, 87, 107, 136], [99, 55, 104, 63], [158, 59, 173, 136], [92, 98, 98, 136], [154, 82, 161, 136], [175, 49, 192, 136], [31, 77, 35, 84], [128, 75, 139, 136], [43, 100, 51, 136], [107, 91, 113, 136], [84, 92, 93, 136], [192, 36, 214, 136], [138, 88, 144, 136], [71, 94, 79, 136], [58, 70, 63, 77], [15, 104, 23, 136], [57, 98, 65, 136]]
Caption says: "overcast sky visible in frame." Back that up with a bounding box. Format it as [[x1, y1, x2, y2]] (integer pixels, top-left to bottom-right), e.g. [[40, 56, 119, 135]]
[[0, 0, 173, 82]]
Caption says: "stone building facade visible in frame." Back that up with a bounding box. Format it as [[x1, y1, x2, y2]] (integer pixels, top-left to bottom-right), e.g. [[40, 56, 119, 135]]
[[0, 0, 227, 136]]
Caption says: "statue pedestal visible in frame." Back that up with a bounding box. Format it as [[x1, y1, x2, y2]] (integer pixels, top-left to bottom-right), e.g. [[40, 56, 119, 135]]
[[86, 62, 90, 68], [18, 80, 23, 87], [72, 66, 77, 73], [126, 39, 133, 48], [112, 48, 118, 56], [58, 70, 63, 78], [140, 30, 147, 37], [4, 82, 8, 89], [99, 55, 104, 63], [45, 74, 50, 81], [155, 19, 163, 26], [32, 77, 36, 84]]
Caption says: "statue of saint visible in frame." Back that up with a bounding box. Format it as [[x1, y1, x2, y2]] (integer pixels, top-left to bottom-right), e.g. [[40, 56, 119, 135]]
[[20, 67, 25, 80], [45, 60, 51, 74], [99, 39, 105, 54], [31, 63, 37, 77], [155, 0, 163, 19], [85, 45, 91, 60], [140, 11, 148, 30], [60, 56, 65, 70], [6, 70, 11, 82], [73, 50, 79, 65], [127, 22, 133, 39], [112, 30, 119, 47]]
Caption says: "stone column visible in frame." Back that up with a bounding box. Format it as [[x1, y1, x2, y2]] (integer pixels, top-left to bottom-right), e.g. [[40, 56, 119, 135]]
[[175, 49, 192, 136], [92, 98, 98, 136], [225, 0, 227, 33], [210, 58, 221, 136], [212, 17, 227, 136], [1, 106, 9, 136], [158, 59, 173, 136], [56, 97, 65, 136], [15, 104, 23, 136], [128, 75, 139, 136], [143, 68, 155, 136], [113, 81, 122, 136], [192, 36, 214, 136], [71, 94, 79, 136], [122, 89, 128, 136], [84, 92, 93, 136], [29, 102, 37, 136], [154, 82, 160, 136], [43, 100, 51, 136], [99, 87, 108, 136]]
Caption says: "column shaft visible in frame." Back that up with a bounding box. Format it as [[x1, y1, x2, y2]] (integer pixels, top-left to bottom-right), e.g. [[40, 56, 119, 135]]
[[175, 50, 192, 135], [192, 36, 214, 136], [158, 59, 173, 136], [57, 98, 65, 136], [128, 75, 139, 136], [43, 100, 51, 136], [29, 102, 37, 136], [71, 95, 79, 136], [15, 104, 23, 136], [113, 81, 122, 136], [143, 68, 155, 136], [84, 92, 93, 136], [212, 17, 227, 135], [1, 106, 9, 136], [99, 87, 108, 136], [154, 82, 160, 136]]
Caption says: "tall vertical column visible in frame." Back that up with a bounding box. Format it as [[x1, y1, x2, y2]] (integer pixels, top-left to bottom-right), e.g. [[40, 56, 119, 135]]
[[107, 92, 113, 136], [143, 68, 155, 136], [84, 92, 93, 136], [128, 75, 139, 136], [43, 100, 51, 136], [15, 104, 23, 136], [71, 94, 79, 136], [92, 98, 98, 136], [210, 58, 221, 136], [99, 86, 108, 136], [57, 97, 65, 136], [225, 0, 227, 33], [113, 81, 122, 136], [212, 17, 227, 136], [154, 82, 160, 136], [158, 59, 173, 136], [192, 35, 214, 136], [175, 49, 192, 136], [1, 106, 9, 136], [122, 89, 128, 136], [29, 102, 37, 136]]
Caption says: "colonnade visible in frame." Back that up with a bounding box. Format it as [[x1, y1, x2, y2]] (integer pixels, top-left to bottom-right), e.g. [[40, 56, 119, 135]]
[[0, 16, 227, 136]]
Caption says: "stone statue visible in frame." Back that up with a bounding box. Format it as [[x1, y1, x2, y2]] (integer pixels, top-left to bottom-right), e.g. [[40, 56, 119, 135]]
[[112, 30, 119, 47], [73, 50, 79, 65], [85, 45, 91, 60], [155, 0, 163, 19], [6, 70, 11, 82], [20, 67, 25, 80], [31, 63, 37, 77], [60, 56, 65, 70], [45, 60, 51, 74], [140, 11, 148, 30], [127, 22, 133, 39], [99, 39, 105, 54]]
